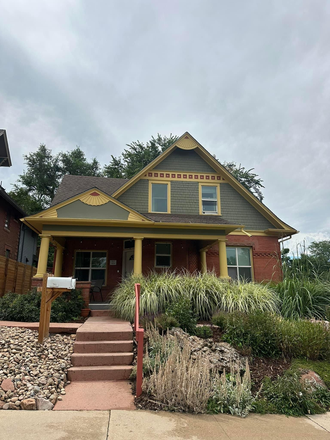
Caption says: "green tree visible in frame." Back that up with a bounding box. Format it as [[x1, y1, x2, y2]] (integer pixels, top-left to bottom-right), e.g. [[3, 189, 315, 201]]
[[309, 240, 330, 274], [60, 147, 101, 177], [103, 134, 178, 178], [9, 187, 43, 215], [223, 162, 265, 202]]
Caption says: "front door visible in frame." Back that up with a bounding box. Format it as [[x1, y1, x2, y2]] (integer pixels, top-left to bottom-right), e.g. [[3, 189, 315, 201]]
[[123, 250, 134, 278]]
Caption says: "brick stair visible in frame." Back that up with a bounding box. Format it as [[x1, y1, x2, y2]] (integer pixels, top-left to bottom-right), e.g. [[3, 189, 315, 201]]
[[68, 316, 133, 382]]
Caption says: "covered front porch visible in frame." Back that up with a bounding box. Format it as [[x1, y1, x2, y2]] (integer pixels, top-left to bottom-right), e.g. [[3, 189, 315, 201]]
[[33, 233, 233, 303]]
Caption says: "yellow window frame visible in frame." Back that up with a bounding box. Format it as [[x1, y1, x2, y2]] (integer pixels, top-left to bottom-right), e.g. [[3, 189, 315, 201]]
[[148, 180, 171, 214], [199, 183, 221, 215]]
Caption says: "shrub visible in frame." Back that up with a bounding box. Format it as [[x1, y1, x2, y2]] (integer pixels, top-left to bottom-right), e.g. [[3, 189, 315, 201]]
[[208, 361, 256, 417], [110, 271, 279, 321], [165, 296, 197, 335], [258, 372, 330, 416], [154, 314, 178, 332], [290, 359, 330, 388], [144, 336, 213, 413], [275, 277, 330, 320], [195, 326, 213, 339], [211, 311, 228, 331], [222, 311, 281, 358], [0, 289, 84, 323]]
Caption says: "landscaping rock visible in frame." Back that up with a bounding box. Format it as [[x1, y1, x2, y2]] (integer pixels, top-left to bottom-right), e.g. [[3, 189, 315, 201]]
[[36, 397, 54, 411], [300, 370, 327, 391], [21, 398, 36, 410], [0, 326, 74, 410], [0, 401, 5, 409], [1, 378, 14, 392], [169, 328, 246, 372]]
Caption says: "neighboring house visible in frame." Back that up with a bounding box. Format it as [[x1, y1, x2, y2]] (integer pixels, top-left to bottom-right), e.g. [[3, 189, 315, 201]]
[[22, 132, 297, 302], [0, 186, 37, 264], [0, 129, 12, 167]]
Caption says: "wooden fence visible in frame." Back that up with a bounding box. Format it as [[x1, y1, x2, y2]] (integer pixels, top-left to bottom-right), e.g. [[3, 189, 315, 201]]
[[0, 256, 37, 297]]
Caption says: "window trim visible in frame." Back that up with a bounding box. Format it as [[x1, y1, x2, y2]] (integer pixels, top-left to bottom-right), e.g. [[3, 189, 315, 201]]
[[154, 242, 172, 268], [199, 183, 221, 215], [4, 212, 10, 230], [73, 250, 108, 285], [148, 180, 171, 213], [226, 246, 254, 281]]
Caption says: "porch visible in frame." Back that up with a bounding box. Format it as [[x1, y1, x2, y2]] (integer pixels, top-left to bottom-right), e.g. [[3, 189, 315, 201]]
[[34, 235, 231, 303]]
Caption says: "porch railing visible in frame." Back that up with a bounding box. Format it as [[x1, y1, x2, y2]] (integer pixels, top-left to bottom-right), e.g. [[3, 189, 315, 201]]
[[134, 283, 144, 397]]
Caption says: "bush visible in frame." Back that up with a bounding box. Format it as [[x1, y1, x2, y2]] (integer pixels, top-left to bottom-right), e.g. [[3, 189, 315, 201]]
[[275, 277, 330, 320], [222, 311, 281, 358], [195, 326, 213, 339], [290, 359, 330, 388], [165, 296, 197, 335], [110, 271, 279, 321], [154, 314, 178, 332], [0, 289, 84, 323], [257, 372, 330, 416], [211, 311, 228, 331], [208, 361, 256, 417]]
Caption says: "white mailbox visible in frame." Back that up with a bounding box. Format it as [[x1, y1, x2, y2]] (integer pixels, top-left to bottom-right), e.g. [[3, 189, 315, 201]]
[[46, 277, 76, 289]]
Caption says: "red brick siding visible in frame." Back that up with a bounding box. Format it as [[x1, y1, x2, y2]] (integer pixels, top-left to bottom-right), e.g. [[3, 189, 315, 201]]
[[207, 235, 282, 282], [0, 197, 21, 260]]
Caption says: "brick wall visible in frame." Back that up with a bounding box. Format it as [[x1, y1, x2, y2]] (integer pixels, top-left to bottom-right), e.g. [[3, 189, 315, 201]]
[[207, 235, 282, 282], [0, 197, 21, 260]]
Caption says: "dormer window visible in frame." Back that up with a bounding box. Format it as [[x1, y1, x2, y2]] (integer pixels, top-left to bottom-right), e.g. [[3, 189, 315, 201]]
[[200, 184, 220, 215], [149, 182, 171, 213]]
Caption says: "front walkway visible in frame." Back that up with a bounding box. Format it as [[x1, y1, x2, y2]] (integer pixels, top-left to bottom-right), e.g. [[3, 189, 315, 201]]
[[0, 410, 329, 440]]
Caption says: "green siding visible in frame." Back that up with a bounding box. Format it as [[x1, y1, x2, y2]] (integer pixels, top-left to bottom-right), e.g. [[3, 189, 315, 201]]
[[171, 181, 199, 215], [220, 183, 275, 229], [57, 200, 129, 220], [154, 148, 216, 172], [118, 180, 148, 212]]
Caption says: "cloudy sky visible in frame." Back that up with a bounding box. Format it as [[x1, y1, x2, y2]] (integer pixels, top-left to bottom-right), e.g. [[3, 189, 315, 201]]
[[0, 1, 329, 253]]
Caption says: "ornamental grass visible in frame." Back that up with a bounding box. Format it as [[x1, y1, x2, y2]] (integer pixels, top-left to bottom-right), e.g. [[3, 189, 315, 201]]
[[110, 271, 279, 321]]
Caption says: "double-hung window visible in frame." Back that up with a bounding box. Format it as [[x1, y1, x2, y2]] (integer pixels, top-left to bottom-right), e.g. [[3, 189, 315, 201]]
[[150, 182, 170, 213], [155, 243, 171, 268], [200, 184, 219, 214], [74, 251, 107, 283], [226, 247, 252, 281]]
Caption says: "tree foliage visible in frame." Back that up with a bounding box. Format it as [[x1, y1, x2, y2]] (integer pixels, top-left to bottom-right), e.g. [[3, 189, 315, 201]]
[[222, 162, 265, 202]]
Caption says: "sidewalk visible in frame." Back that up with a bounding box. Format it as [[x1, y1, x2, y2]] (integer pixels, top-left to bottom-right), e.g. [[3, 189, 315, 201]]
[[0, 410, 329, 440]]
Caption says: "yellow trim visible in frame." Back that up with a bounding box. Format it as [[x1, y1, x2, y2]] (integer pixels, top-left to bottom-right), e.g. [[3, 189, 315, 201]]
[[155, 242, 172, 268], [80, 192, 109, 206], [141, 170, 225, 182], [200, 249, 207, 273], [218, 239, 229, 279], [23, 188, 151, 223], [54, 244, 64, 277], [133, 238, 143, 275], [199, 183, 221, 215], [112, 131, 297, 236], [44, 230, 231, 240], [73, 249, 108, 286], [148, 180, 171, 214], [35, 234, 51, 278]]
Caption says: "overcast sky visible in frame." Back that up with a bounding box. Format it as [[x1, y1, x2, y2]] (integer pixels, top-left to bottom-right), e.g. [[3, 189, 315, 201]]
[[0, 0, 329, 254]]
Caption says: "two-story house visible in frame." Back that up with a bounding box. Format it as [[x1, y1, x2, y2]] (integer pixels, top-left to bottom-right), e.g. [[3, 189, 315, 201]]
[[22, 132, 297, 302]]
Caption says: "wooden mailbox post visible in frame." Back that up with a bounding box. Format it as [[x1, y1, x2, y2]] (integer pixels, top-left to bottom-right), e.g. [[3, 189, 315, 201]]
[[38, 273, 76, 344]]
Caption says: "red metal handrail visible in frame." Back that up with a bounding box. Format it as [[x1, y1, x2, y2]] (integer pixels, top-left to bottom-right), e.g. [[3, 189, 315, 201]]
[[134, 283, 144, 398]]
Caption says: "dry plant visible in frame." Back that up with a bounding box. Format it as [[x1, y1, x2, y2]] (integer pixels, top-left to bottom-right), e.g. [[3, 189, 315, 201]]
[[143, 334, 213, 413]]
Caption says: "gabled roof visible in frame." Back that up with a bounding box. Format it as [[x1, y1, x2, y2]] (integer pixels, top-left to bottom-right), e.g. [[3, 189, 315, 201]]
[[51, 175, 128, 206], [0, 130, 12, 167], [0, 185, 26, 216], [112, 132, 297, 235]]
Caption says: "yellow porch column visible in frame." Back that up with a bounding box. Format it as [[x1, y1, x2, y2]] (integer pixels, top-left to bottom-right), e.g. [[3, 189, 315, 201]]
[[200, 250, 207, 274], [54, 244, 64, 277], [218, 239, 230, 279], [133, 237, 143, 275], [35, 234, 51, 278]]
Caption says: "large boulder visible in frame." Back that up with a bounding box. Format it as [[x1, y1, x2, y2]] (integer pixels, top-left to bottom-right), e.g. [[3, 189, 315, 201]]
[[300, 370, 327, 391], [169, 328, 246, 372]]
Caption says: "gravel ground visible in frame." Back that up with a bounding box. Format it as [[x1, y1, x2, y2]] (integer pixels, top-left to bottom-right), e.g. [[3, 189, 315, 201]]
[[0, 326, 74, 410]]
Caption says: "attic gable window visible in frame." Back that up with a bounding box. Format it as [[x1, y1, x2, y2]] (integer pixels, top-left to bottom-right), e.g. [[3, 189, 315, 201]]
[[200, 184, 220, 215], [149, 182, 171, 213]]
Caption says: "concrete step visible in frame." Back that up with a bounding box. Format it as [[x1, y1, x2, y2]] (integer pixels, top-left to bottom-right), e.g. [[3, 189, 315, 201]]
[[90, 310, 112, 317], [68, 366, 132, 381], [74, 340, 133, 353], [76, 330, 133, 342], [71, 353, 133, 367], [89, 303, 110, 310]]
